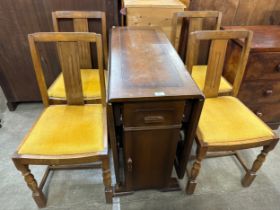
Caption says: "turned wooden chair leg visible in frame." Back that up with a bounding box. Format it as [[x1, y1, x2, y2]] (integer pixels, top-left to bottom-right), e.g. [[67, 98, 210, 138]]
[[186, 146, 207, 195], [13, 161, 46, 208], [102, 157, 113, 203], [242, 141, 278, 187]]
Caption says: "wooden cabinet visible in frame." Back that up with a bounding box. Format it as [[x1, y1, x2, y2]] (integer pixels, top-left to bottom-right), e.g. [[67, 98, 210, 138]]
[[122, 101, 184, 190], [223, 26, 280, 129], [108, 27, 204, 192], [0, 0, 117, 110], [123, 0, 185, 41]]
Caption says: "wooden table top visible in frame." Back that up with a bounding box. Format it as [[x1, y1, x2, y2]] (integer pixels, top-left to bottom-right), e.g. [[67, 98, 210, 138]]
[[108, 27, 203, 103], [222, 25, 280, 52]]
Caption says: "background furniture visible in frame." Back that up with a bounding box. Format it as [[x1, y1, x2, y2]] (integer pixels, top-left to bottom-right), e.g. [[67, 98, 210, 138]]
[[108, 27, 204, 192], [223, 25, 280, 129], [12, 32, 111, 208], [122, 0, 185, 43], [0, 0, 117, 110], [185, 30, 279, 194]]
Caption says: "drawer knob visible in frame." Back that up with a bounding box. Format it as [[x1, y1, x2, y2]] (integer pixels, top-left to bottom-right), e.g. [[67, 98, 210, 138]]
[[144, 115, 164, 124], [127, 158, 133, 172], [256, 112, 263, 117], [275, 64, 280, 72], [264, 89, 273, 96]]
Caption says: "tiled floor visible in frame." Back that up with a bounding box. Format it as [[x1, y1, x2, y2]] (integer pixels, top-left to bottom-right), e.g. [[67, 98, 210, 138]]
[[1, 87, 280, 210]]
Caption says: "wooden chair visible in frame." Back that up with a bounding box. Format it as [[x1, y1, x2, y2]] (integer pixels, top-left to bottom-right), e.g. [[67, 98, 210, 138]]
[[48, 11, 108, 104], [170, 11, 222, 51], [185, 30, 279, 194], [171, 11, 234, 96], [12, 32, 112, 208]]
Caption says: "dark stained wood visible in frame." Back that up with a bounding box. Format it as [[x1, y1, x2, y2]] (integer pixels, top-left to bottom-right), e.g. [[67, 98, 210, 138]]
[[108, 26, 204, 192], [108, 27, 203, 103], [247, 103, 280, 124], [175, 98, 204, 178], [123, 123, 181, 190], [0, 0, 116, 110], [223, 25, 280, 52], [123, 101, 185, 127], [223, 25, 280, 128], [238, 81, 280, 105]]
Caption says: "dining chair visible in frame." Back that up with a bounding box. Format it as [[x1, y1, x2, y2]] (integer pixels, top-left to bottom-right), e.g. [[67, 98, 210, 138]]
[[12, 32, 112, 208], [170, 11, 222, 58], [48, 11, 108, 104], [171, 11, 234, 96], [185, 30, 279, 194]]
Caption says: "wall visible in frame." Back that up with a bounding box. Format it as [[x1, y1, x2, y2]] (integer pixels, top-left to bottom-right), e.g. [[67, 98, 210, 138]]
[[186, 0, 280, 25]]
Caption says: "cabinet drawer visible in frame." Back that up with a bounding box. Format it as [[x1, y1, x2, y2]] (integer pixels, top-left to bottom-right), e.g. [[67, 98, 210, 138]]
[[247, 103, 280, 124], [123, 101, 185, 127], [245, 52, 280, 81], [238, 81, 280, 104]]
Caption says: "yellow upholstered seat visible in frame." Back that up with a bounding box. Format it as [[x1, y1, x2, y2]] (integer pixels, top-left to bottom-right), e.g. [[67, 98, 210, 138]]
[[48, 69, 107, 99], [18, 105, 104, 155], [192, 65, 233, 94], [197, 96, 275, 145]]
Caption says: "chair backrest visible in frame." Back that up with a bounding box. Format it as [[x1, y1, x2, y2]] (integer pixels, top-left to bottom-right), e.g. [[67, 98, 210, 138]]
[[52, 11, 108, 68], [186, 30, 253, 98], [170, 11, 222, 63], [28, 32, 106, 107]]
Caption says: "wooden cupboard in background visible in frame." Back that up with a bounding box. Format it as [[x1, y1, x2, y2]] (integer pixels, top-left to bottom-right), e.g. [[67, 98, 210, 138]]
[[0, 0, 118, 110], [123, 0, 186, 43], [223, 25, 280, 129]]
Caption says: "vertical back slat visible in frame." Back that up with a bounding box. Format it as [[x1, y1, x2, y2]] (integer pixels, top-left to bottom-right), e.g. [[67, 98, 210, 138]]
[[204, 39, 228, 98], [170, 14, 178, 46], [101, 13, 108, 68], [73, 18, 92, 69], [57, 41, 84, 105], [96, 35, 106, 106], [184, 18, 203, 68]]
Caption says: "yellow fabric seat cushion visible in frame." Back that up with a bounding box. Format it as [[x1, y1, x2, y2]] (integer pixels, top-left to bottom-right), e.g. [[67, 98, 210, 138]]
[[197, 96, 275, 145], [192, 65, 233, 94], [48, 69, 106, 99], [18, 105, 104, 155]]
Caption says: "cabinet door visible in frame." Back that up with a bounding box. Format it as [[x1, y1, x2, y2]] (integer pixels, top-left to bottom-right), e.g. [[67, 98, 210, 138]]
[[123, 128, 180, 191]]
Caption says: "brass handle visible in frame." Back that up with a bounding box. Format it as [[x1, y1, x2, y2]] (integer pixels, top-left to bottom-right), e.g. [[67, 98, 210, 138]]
[[264, 89, 273, 96], [275, 64, 280, 72], [144, 115, 165, 124], [127, 158, 132, 172], [120, 8, 127, 15], [256, 112, 263, 117]]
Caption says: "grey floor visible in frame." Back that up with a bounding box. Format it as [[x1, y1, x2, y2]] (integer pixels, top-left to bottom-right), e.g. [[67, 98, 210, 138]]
[[1, 87, 280, 210]]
